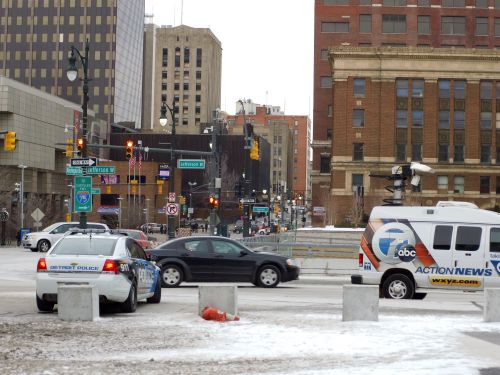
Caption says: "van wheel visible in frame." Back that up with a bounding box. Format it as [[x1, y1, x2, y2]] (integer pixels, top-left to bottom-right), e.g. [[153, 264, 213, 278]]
[[382, 274, 414, 299]]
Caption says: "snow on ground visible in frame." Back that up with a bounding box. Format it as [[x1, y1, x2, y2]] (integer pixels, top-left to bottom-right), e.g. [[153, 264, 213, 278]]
[[2, 307, 500, 374]]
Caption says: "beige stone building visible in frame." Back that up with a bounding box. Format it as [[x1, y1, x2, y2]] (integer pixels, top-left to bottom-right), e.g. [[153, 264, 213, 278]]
[[142, 24, 222, 134]]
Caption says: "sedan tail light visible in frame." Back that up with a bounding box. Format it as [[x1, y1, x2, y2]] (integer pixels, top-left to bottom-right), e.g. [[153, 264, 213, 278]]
[[358, 253, 364, 268], [102, 259, 119, 274], [37, 258, 47, 272]]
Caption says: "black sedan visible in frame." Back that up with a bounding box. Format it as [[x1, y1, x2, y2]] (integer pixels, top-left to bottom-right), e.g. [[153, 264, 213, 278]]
[[146, 236, 300, 288]]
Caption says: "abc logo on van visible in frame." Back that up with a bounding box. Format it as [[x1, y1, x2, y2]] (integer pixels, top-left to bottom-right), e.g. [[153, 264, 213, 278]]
[[372, 222, 416, 264]]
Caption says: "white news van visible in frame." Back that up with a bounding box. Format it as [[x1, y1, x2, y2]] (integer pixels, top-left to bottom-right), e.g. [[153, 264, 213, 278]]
[[351, 201, 500, 299]]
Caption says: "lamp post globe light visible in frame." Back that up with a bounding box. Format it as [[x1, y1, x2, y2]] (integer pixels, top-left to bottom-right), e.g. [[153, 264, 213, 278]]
[[160, 100, 177, 239], [67, 39, 90, 229]]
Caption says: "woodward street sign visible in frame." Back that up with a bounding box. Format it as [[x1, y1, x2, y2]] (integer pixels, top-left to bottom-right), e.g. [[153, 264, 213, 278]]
[[177, 159, 205, 169], [71, 157, 97, 167]]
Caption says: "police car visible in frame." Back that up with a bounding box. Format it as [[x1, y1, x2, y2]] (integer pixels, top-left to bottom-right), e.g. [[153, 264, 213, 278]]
[[36, 230, 161, 313]]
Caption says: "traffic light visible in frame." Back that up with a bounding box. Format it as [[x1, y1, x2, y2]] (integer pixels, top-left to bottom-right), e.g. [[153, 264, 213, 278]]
[[4, 131, 16, 151], [125, 140, 134, 160], [65, 138, 73, 157], [76, 138, 84, 156], [250, 136, 259, 160], [213, 197, 219, 209], [244, 122, 253, 149], [209, 195, 215, 208]]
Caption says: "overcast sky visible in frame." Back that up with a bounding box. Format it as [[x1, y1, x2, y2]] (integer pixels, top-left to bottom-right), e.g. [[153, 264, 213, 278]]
[[145, 0, 314, 117]]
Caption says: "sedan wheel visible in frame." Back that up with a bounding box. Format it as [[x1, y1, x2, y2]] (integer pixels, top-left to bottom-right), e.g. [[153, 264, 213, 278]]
[[257, 265, 281, 288], [37, 240, 50, 253], [161, 265, 183, 287]]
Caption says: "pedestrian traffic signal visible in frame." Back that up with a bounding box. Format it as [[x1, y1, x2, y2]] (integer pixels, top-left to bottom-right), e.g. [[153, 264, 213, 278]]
[[250, 136, 259, 160], [125, 140, 134, 160], [76, 138, 84, 155], [4, 131, 16, 151]]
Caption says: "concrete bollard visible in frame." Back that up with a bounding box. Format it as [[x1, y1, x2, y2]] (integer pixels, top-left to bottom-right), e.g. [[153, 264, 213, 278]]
[[484, 288, 500, 322], [58, 284, 99, 322], [342, 284, 379, 322], [198, 285, 238, 317]]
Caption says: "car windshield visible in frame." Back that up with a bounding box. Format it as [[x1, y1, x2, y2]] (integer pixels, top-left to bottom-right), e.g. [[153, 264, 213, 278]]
[[51, 237, 117, 256], [42, 223, 66, 232]]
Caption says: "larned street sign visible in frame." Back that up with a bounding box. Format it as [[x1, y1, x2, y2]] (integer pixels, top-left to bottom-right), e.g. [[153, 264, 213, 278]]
[[177, 159, 206, 169], [66, 166, 83, 175], [74, 176, 92, 213], [71, 157, 97, 167], [252, 206, 269, 213], [86, 166, 116, 174]]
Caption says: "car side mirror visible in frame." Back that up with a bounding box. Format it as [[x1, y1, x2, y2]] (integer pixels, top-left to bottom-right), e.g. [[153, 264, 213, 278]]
[[240, 250, 248, 257]]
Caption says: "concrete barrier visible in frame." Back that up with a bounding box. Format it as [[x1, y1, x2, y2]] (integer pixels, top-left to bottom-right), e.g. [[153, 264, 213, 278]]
[[484, 288, 500, 322], [342, 284, 378, 322], [198, 285, 238, 316], [58, 284, 99, 322]]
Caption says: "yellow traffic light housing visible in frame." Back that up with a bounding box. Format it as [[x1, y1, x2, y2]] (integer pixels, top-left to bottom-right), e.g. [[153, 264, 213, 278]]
[[250, 136, 259, 160], [126, 140, 134, 160], [65, 138, 73, 157], [4, 131, 16, 151], [209, 195, 215, 208]]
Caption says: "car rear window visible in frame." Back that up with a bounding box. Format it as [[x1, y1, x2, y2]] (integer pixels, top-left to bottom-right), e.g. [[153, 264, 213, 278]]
[[51, 238, 117, 256], [125, 231, 142, 240]]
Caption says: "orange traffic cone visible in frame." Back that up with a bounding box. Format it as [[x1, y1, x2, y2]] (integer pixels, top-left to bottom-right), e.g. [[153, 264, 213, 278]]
[[201, 306, 240, 322]]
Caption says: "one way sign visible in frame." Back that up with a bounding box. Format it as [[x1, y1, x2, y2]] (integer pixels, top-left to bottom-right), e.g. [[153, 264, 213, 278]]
[[71, 157, 97, 167]]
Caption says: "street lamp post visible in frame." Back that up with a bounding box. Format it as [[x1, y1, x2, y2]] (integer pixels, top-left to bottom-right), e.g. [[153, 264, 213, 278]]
[[18, 165, 27, 228], [188, 181, 197, 220], [67, 39, 90, 229], [160, 99, 176, 239]]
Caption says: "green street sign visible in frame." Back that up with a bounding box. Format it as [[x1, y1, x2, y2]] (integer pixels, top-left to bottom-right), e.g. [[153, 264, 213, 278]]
[[86, 166, 116, 174], [91, 188, 101, 195], [74, 176, 92, 213], [66, 166, 83, 176], [252, 206, 269, 213], [177, 159, 206, 169]]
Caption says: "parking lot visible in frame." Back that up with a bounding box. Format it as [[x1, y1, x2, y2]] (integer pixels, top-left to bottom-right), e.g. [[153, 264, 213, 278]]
[[2, 246, 500, 374]]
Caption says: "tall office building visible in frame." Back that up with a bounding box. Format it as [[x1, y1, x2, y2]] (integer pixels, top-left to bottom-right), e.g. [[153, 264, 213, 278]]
[[142, 24, 222, 134], [314, 0, 500, 225], [0, 0, 144, 137]]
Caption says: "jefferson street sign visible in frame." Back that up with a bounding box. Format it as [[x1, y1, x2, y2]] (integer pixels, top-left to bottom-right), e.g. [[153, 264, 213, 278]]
[[66, 166, 83, 175], [71, 157, 97, 167], [86, 166, 116, 174], [177, 159, 205, 169]]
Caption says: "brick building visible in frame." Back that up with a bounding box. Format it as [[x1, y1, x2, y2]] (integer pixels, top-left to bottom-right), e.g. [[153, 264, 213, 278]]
[[312, 0, 500, 224]]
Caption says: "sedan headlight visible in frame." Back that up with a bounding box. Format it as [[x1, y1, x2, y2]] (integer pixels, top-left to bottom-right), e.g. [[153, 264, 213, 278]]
[[286, 258, 296, 267]]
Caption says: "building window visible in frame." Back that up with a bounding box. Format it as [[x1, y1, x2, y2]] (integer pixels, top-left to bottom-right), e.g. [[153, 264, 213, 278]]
[[353, 109, 365, 127], [437, 176, 448, 190], [321, 22, 349, 33], [412, 79, 424, 97], [174, 83, 180, 91], [196, 71, 201, 79], [481, 146, 491, 163], [455, 80, 466, 99], [320, 76, 332, 88], [454, 111, 465, 129], [418, 16, 430, 35], [476, 0, 488, 7], [418, 0, 430, 5], [412, 111, 423, 127], [439, 111, 450, 129], [480, 176, 491, 194], [354, 78, 365, 96], [324, 0, 349, 4], [196, 83, 201, 91], [439, 80, 451, 98], [454, 145, 464, 162], [352, 174, 364, 191], [196, 95, 201, 102], [327, 128, 333, 140], [359, 15, 372, 33], [184, 47, 190, 65], [396, 110, 408, 128], [476, 17, 488, 36], [412, 144, 422, 161], [495, 18, 500, 36], [196, 48, 202, 68], [162, 48, 168, 67], [183, 83, 189, 91], [496, 0, 500, 8], [382, 15, 406, 33], [442, 0, 465, 7], [162, 71, 167, 79], [175, 47, 180, 68], [441, 16, 465, 35], [328, 104, 333, 117], [383, 0, 406, 5], [360, 0, 372, 4], [454, 176, 465, 193], [481, 112, 492, 129], [396, 144, 406, 161], [353, 143, 364, 161], [396, 79, 408, 97], [497, 176, 500, 193], [161, 94, 167, 102], [438, 144, 449, 162], [481, 81, 493, 99], [162, 83, 167, 91], [320, 49, 329, 60], [320, 155, 330, 173]]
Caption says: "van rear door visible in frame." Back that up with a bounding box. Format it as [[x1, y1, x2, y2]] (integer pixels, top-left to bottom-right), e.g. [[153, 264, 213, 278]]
[[484, 226, 500, 288], [452, 225, 485, 290]]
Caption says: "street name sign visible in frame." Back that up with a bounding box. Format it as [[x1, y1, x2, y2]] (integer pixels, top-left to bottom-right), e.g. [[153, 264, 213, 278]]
[[91, 188, 101, 195], [177, 159, 206, 169], [252, 206, 269, 213], [86, 166, 116, 175], [74, 176, 92, 213], [71, 157, 97, 167], [240, 198, 255, 204], [66, 166, 83, 175]]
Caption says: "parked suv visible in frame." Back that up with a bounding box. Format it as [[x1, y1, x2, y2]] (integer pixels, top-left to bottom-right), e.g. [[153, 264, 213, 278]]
[[22, 222, 109, 252], [140, 223, 162, 233]]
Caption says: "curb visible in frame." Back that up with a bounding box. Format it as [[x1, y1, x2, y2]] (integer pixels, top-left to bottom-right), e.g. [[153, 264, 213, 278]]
[[292, 275, 352, 286]]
